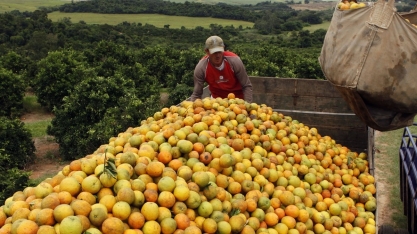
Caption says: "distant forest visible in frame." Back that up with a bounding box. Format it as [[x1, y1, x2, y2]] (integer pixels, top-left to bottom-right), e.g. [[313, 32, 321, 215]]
[[35, 0, 335, 35]]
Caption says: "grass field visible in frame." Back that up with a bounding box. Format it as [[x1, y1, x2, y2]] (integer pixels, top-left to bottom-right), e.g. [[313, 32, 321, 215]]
[[0, 0, 69, 13], [0, 0, 286, 13], [304, 21, 331, 32], [48, 12, 254, 28], [168, 0, 285, 4]]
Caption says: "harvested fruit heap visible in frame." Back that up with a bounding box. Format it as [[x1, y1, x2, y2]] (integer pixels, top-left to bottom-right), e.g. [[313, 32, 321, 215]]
[[0, 94, 377, 234], [337, 0, 366, 10]]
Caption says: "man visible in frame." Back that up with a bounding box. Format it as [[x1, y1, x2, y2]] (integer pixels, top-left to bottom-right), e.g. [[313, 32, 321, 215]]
[[189, 35, 253, 103]]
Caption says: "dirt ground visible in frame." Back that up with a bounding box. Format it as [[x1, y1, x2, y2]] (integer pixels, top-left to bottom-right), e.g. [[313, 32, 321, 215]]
[[21, 112, 64, 179]]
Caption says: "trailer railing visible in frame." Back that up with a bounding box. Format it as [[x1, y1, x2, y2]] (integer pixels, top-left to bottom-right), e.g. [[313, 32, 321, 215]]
[[399, 122, 417, 233]]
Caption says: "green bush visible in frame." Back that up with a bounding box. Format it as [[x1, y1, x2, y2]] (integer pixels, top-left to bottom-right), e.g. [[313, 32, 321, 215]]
[[33, 50, 94, 111], [48, 74, 161, 160], [0, 149, 31, 204], [0, 68, 26, 118], [167, 83, 194, 106], [0, 117, 36, 169]]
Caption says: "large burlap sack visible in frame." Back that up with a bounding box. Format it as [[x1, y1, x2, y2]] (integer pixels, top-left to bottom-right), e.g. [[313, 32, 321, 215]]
[[319, 0, 417, 131]]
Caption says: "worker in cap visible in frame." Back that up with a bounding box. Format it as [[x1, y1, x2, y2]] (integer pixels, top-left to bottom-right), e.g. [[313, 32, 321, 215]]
[[189, 35, 253, 102]]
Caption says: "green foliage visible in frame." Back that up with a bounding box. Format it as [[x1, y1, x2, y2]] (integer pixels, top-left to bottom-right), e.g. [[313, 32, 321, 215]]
[[47, 74, 161, 160], [58, 0, 257, 22], [167, 83, 194, 106], [33, 50, 94, 111], [236, 45, 324, 79], [0, 150, 31, 204], [0, 68, 26, 118], [0, 117, 36, 169], [0, 51, 29, 75]]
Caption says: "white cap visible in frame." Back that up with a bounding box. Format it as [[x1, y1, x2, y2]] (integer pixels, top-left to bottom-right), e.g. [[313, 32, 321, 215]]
[[205, 36, 225, 54]]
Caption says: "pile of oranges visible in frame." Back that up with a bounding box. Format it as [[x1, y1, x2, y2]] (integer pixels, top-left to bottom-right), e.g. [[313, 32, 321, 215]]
[[337, 0, 367, 10], [0, 94, 377, 234]]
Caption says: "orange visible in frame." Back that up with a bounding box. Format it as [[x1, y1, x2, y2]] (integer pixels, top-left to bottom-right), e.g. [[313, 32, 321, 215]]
[[174, 213, 190, 230], [37, 225, 56, 234], [281, 216, 296, 229], [89, 206, 108, 227], [155, 207, 171, 223], [173, 185, 190, 202], [102, 217, 125, 234], [13, 219, 39, 234], [168, 159, 183, 171], [76, 214, 91, 232], [146, 161, 165, 177], [128, 212, 145, 229], [264, 212, 279, 227], [36, 208, 55, 226], [202, 218, 217, 233], [71, 199, 91, 217], [143, 189, 158, 203], [160, 217, 177, 234], [284, 205, 300, 219], [112, 201, 131, 221], [77, 191, 97, 205], [99, 194, 117, 213], [157, 151, 173, 164], [142, 220, 161, 234], [229, 215, 245, 233], [41, 193, 60, 209], [117, 187, 135, 205], [11, 208, 30, 223], [69, 159, 82, 171], [53, 204, 74, 223], [157, 191, 176, 208], [59, 177, 81, 197], [141, 202, 159, 221], [81, 175, 102, 194]]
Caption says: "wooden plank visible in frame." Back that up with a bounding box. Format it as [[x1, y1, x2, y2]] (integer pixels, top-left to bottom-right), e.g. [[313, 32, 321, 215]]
[[251, 77, 342, 98], [251, 77, 354, 113], [277, 110, 368, 152], [277, 111, 365, 128]]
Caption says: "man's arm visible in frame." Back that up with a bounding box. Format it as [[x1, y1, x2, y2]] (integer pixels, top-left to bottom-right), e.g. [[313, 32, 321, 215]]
[[229, 57, 253, 103], [189, 61, 207, 101]]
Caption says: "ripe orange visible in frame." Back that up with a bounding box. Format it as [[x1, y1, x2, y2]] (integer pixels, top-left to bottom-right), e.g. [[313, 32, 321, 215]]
[[157, 191, 176, 208], [141, 202, 159, 221], [112, 201, 131, 221], [174, 213, 190, 230], [146, 161, 165, 177], [102, 217, 125, 234], [89, 206, 108, 227], [128, 212, 145, 229], [142, 220, 161, 234], [53, 204, 74, 223], [59, 177, 81, 197], [11, 208, 30, 223], [160, 217, 177, 234], [77, 191, 97, 205], [70, 199, 91, 217], [99, 194, 117, 213]]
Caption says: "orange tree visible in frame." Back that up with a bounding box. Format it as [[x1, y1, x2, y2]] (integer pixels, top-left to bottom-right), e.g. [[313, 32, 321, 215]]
[[47, 74, 161, 160]]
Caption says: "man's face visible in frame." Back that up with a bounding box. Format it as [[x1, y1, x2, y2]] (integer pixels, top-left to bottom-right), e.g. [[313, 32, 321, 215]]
[[207, 50, 224, 67]]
